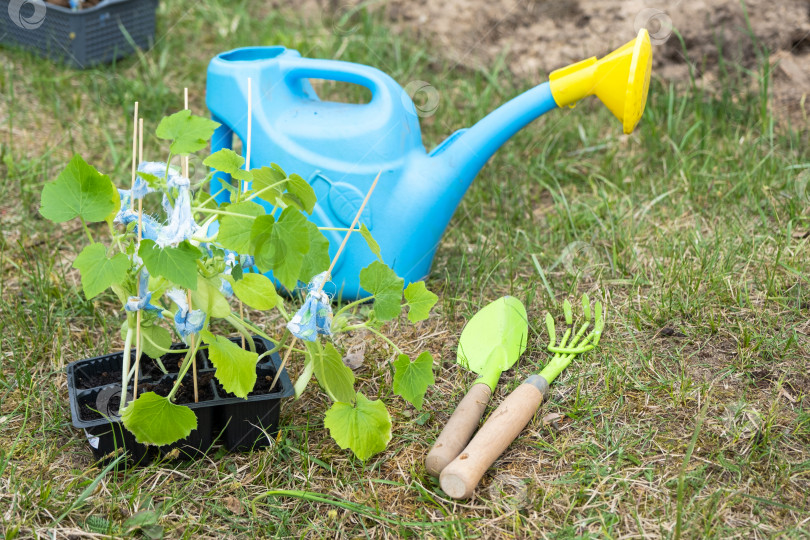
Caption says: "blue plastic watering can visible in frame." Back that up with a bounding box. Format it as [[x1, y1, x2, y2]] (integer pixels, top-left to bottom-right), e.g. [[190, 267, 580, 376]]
[[206, 31, 651, 299]]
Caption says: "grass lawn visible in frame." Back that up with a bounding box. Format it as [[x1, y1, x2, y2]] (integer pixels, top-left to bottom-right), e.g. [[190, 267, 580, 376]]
[[1, 1, 808, 537]]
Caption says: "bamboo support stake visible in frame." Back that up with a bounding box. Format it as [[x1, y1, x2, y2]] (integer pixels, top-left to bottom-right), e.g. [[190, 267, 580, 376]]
[[324, 171, 380, 278], [184, 88, 190, 180], [184, 88, 200, 404], [129, 102, 138, 191], [133, 117, 145, 399], [269, 171, 382, 391], [245, 77, 251, 195], [239, 78, 253, 349], [127, 103, 139, 401]]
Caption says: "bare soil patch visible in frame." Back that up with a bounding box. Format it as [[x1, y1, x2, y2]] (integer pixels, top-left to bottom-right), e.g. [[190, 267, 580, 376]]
[[302, 0, 810, 127]]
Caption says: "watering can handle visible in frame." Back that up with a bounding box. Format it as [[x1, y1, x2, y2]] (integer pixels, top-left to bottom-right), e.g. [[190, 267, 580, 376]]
[[439, 376, 548, 499], [283, 59, 400, 115]]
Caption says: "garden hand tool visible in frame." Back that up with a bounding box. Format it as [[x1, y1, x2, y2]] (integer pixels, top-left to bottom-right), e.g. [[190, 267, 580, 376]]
[[440, 296, 605, 499], [425, 296, 528, 477], [206, 30, 652, 298]]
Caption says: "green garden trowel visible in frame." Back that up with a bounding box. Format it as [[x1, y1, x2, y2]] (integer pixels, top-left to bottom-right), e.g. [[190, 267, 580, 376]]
[[425, 296, 528, 477], [439, 295, 605, 499]]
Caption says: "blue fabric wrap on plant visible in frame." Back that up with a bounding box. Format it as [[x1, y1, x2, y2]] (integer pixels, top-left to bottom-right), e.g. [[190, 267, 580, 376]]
[[124, 270, 163, 316], [286, 271, 333, 342], [223, 250, 255, 272], [157, 167, 198, 248], [139, 161, 186, 189], [129, 178, 153, 200], [115, 161, 200, 245], [115, 206, 161, 242], [166, 288, 206, 343], [219, 278, 234, 298]]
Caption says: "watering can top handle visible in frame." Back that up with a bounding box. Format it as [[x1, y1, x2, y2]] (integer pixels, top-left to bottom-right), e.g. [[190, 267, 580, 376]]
[[282, 58, 403, 113]]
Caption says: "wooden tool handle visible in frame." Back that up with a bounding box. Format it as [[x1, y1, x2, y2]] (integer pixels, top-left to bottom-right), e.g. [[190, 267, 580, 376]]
[[439, 376, 548, 499], [425, 383, 492, 477]]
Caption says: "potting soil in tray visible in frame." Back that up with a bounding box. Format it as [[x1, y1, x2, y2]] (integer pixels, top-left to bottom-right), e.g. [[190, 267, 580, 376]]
[[71, 345, 209, 390], [77, 369, 122, 389], [76, 384, 128, 422], [73, 351, 135, 390], [141, 372, 217, 403], [140, 344, 210, 378]]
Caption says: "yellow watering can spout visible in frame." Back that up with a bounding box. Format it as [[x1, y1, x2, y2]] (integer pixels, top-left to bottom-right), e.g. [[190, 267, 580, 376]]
[[549, 29, 652, 134]]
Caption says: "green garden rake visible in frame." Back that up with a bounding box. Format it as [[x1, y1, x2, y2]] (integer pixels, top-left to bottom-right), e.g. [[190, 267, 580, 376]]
[[439, 295, 605, 499]]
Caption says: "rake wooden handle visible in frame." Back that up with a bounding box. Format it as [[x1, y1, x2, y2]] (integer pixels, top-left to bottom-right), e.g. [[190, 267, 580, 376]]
[[439, 375, 549, 499], [425, 383, 491, 477]]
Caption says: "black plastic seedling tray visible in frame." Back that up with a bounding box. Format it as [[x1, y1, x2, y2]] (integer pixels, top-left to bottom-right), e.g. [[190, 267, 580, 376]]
[[0, 0, 159, 68], [66, 336, 294, 464]]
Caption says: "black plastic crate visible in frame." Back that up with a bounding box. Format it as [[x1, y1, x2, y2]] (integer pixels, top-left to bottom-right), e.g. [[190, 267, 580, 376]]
[[0, 0, 159, 68], [213, 357, 293, 451], [66, 335, 294, 463]]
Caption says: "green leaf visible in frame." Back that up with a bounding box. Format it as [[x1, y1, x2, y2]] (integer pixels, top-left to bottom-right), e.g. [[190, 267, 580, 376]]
[[121, 392, 197, 446], [40, 154, 119, 224], [203, 149, 252, 182], [299, 222, 331, 283], [294, 353, 315, 398], [359, 261, 404, 321], [122, 510, 159, 531], [251, 165, 316, 214], [139, 323, 173, 360], [203, 332, 258, 398], [251, 208, 310, 290], [282, 173, 316, 214], [139, 240, 201, 291], [140, 525, 164, 540], [84, 516, 113, 534], [251, 165, 286, 196], [403, 281, 437, 323], [232, 272, 278, 310], [72, 243, 129, 300], [307, 342, 355, 403], [216, 201, 265, 253], [155, 110, 220, 155], [359, 223, 382, 262], [190, 275, 231, 318], [138, 171, 164, 191], [110, 283, 129, 305], [392, 351, 434, 410], [250, 214, 275, 256], [323, 392, 392, 461]]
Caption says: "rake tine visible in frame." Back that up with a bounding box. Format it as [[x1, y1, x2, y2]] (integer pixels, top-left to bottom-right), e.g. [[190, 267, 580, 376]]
[[563, 299, 573, 326], [545, 313, 556, 349], [582, 293, 591, 322]]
